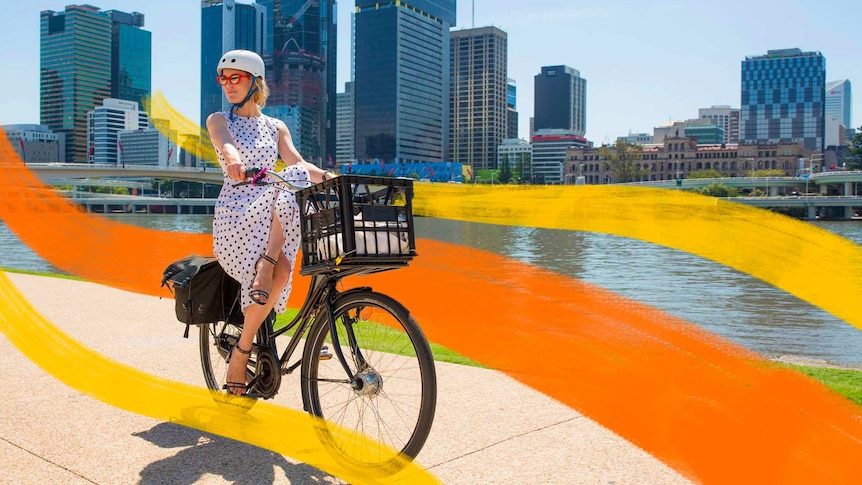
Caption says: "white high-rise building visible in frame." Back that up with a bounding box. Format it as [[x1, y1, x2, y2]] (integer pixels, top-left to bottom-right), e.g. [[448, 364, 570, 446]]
[[449, 26, 508, 170], [117, 126, 177, 167], [3, 124, 65, 163], [87, 98, 149, 165], [336, 81, 355, 165], [698, 105, 740, 144], [825, 79, 852, 147]]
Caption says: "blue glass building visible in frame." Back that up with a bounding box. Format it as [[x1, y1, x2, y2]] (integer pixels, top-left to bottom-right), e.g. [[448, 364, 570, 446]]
[[741, 48, 826, 151], [200, 0, 266, 127], [107, 11, 151, 108], [257, 0, 337, 165], [507, 78, 518, 139], [40, 6, 150, 163], [354, 0, 456, 163], [40, 5, 112, 163]]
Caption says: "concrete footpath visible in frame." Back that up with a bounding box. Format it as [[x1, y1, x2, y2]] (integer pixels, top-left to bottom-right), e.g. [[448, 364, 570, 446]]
[[0, 272, 692, 484]]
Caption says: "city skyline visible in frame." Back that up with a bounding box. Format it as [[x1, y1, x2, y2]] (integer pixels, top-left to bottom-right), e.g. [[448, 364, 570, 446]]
[[3, 1, 862, 147]]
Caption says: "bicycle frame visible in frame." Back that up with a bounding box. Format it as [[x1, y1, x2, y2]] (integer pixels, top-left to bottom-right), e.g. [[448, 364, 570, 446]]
[[226, 168, 408, 397]]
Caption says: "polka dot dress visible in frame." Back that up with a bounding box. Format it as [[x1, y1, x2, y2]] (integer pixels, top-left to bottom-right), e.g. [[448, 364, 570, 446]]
[[211, 112, 308, 314]]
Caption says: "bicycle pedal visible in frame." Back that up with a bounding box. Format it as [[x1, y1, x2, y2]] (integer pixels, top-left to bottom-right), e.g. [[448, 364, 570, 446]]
[[319, 346, 332, 361]]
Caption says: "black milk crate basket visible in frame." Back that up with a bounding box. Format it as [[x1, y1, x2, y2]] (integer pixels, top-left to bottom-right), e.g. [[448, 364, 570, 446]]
[[296, 175, 417, 275]]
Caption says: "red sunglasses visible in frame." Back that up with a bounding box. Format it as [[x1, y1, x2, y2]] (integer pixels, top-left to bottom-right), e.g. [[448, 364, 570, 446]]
[[216, 74, 253, 85]]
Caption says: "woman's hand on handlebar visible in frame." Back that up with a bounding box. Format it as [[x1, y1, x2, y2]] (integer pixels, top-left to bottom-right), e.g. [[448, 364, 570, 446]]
[[225, 161, 247, 181]]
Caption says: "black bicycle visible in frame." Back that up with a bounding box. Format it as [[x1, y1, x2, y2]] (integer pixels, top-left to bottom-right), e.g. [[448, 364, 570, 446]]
[[164, 169, 436, 469]]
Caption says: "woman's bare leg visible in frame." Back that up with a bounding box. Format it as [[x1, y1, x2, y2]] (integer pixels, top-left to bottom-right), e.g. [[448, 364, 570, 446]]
[[250, 214, 286, 305], [226, 213, 291, 395]]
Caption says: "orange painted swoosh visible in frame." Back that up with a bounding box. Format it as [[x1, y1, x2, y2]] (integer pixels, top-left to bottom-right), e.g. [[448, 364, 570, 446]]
[[3, 129, 862, 483]]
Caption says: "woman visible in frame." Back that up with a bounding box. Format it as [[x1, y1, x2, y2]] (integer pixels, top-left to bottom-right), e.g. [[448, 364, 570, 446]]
[[206, 49, 331, 395]]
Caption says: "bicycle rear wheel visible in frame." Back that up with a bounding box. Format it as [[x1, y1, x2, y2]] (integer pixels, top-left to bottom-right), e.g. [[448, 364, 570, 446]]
[[300, 291, 437, 470]]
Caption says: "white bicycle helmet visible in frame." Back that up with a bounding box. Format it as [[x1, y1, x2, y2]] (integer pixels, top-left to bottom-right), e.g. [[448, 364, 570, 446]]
[[217, 49, 265, 78]]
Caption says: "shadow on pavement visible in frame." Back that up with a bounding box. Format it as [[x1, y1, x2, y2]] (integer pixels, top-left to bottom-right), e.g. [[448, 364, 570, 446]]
[[133, 422, 342, 484]]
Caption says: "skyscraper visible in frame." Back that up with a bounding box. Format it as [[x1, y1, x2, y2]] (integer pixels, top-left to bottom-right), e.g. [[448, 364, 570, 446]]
[[40, 5, 151, 164], [336, 81, 355, 164], [825, 79, 852, 147], [41, 5, 112, 163], [108, 10, 151, 107], [354, 0, 456, 163], [258, 0, 337, 165], [449, 26, 507, 170], [506, 78, 518, 140], [534, 65, 587, 136], [740, 48, 826, 151], [87, 98, 149, 165], [200, 0, 266, 127]]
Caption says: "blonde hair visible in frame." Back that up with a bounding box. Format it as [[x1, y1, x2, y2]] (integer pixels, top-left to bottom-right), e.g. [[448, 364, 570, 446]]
[[251, 77, 269, 107]]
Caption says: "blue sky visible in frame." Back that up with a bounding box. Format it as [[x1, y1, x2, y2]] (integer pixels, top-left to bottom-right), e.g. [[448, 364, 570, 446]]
[[2, 0, 861, 144]]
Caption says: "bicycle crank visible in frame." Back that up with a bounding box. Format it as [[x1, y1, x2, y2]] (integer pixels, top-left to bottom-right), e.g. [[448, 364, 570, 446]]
[[248, 348, 282, 399]]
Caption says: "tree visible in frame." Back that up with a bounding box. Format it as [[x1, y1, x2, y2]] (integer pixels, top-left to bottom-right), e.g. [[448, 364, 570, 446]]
[[598, 141, 647, 183], [688, 169, 722, 179], [848, 127, 862, 170], [498, 154, 512, 184], [694, 182, 738, 197], [514, 152, 531, 184]]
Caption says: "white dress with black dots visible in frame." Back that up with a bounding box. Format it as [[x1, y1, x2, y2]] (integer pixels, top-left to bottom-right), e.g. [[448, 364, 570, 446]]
[[211, 111, 308, 314]]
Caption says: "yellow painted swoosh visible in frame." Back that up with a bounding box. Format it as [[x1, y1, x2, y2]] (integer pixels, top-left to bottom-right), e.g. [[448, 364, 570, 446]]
[[410, 183, 862, 330]]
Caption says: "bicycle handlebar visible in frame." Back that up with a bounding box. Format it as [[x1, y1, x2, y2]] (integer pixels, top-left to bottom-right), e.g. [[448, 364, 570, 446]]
[[235, 166, 313, 191]]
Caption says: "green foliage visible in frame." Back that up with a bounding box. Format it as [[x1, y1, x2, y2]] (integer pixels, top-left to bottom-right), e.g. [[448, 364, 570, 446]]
[[498, 156, 513, 184], [111, 187, 130, 195], [688, 169, 722, 179], [747, 169, 786, 177], [599, 141, 646, 183], [513, 152, 530, 183], [693, 182, 738, 197]]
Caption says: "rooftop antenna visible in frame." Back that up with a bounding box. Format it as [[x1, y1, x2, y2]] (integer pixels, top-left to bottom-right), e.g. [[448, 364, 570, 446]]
[[472, 0, 475, 28]]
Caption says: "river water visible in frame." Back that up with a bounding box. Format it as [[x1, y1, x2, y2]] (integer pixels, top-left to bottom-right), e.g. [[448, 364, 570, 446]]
[[1, 214, 861, 366]]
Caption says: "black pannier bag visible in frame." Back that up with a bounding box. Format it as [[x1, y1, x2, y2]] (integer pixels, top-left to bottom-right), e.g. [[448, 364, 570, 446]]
[[161, 255, 242, 337]]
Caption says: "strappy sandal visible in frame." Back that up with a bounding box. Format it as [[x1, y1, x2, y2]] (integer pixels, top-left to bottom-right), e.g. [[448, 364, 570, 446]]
[[249, 254, 277, 305], [223, 343, 252, 396]]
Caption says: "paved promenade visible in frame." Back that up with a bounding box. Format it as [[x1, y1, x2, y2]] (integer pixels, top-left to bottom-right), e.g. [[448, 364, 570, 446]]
[[0, 272, 691, 484]]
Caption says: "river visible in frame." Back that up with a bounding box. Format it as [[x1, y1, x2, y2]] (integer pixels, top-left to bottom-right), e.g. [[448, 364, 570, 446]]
[[1, 214, 861, 366]]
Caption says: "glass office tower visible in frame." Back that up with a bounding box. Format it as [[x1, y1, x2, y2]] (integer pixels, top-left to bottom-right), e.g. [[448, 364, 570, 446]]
[[825, 79, 852, 147], [534, 65, 587, 137], [40, 5, 112, 163], [200, 0, 266, 127], [506, 78, 518, 140], [108, 10, 151, 108], [354, 0, 456, 163], [40, 6, 151, 163], [257, 0, 337, 165], [741, 48, 826, 151]]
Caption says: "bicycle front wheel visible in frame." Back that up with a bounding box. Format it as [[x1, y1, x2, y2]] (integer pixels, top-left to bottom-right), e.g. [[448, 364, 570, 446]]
[[300, 291, 437, 469]]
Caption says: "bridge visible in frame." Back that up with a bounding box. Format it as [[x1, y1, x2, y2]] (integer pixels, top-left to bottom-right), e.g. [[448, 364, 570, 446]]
[[65, 192, 216, 214], [21, 163, 862, 220], [26, 163, 224, 184]]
